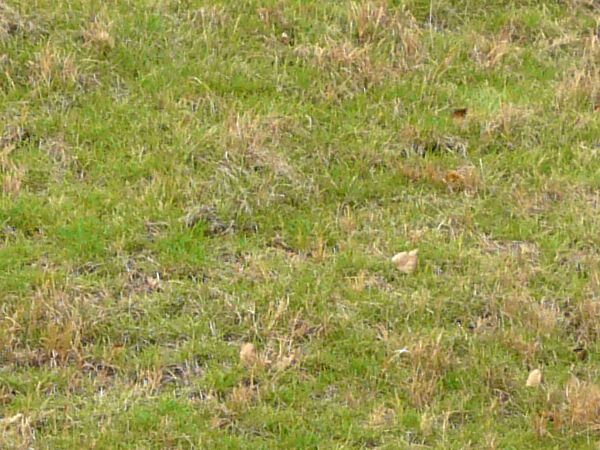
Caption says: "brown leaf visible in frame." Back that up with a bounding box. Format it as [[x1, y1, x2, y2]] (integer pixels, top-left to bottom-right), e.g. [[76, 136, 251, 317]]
[[444, 170, 464, 185], [392, 249, 418, 274], [565, 377, 600, 429], [452, 107, 468, 122], [526, 369, 542, 387], [239, 343, 257, 368], [443, 166, 480, 192]]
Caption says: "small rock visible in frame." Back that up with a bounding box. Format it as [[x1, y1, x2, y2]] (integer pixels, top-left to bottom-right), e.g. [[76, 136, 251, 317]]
[[526, 369, 542, 387], [239, 342, 257, 368], [392, 249, 419, 274]]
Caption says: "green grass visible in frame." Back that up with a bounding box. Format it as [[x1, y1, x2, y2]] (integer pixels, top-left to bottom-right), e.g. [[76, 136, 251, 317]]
[[1, 0, 600, 448]]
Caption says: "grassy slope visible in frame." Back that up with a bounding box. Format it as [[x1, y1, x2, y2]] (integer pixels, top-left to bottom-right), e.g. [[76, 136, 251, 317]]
[[1, 0, 600, 448]]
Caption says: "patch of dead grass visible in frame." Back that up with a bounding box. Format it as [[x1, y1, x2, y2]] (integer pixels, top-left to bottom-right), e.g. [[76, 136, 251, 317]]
[[564, 377, 600, 431], [1, 283, 109, 367], [134, 359, 203, 394], [368, 404, 396, 429], [398, 333, 454, 408], [39, 134, 69, 165], [82, 16, 114, 51], [27, 46, 81, 88], [556, 65, 600, 110], [571, 186, 600, 211], [0, 2, 39, 42], [221, 112, 297, 179], [0, 124, 29, 152], [562, 0, 600, 10], [403, 133, 469, 158], [122, 268, 163, 297], [1, 165, 24, 195], [470, 33, 514, 69], [536, 377, 600, 436], [555, 31, 599, 109], [481, 104, 535, 140], [294, 39, 384, 95], [512, 183, 563, 215], [479, 235, 539, 262], [400, 162, 480, 194], [500, 332, 540, 363], [469, 18, 541, 70], [347, 2, 424, 68], [502, 297, 560, 339], [1, 124, 29, 194], [228, 382, 257, 410], [348, 270, 394, 293], [566, 296, 600, 345], [207, 111, 313, 213], [0, 413, 34, 450], [182, 205, 234, 235]]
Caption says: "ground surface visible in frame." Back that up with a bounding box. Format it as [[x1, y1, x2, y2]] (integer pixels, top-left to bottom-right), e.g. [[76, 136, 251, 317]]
[[1, 0, 600, 448]]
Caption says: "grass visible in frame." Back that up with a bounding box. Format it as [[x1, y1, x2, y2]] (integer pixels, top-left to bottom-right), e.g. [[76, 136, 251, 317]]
[[1, 0, 600, 448]]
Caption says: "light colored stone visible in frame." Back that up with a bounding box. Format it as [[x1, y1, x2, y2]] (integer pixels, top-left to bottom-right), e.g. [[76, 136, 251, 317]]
[[392, 249, 419, 274]]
